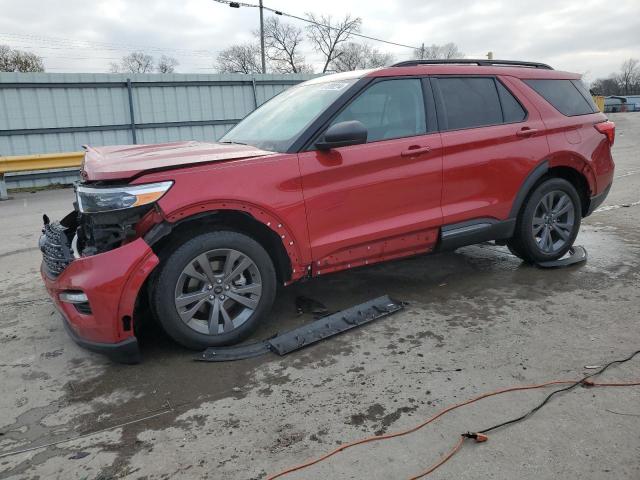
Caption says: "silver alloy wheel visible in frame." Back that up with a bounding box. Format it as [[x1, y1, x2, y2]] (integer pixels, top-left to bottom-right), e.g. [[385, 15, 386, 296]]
[[532, 190, 575, 254], [174, 248, 262, 335]]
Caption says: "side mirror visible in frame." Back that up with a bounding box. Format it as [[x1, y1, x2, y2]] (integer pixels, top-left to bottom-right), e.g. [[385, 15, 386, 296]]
[[316, 120, 367, 150]]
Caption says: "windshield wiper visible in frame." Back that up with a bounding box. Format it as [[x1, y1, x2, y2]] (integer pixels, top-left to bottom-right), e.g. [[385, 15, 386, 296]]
[[219, 140, 248, 146]]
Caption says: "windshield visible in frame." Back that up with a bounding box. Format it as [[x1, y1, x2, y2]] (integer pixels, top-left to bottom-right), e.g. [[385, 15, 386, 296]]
[[220, 79, 357, 152]]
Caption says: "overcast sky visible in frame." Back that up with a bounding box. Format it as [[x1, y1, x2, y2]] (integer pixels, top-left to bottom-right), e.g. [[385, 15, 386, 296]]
[[0, 0, 638, 81]]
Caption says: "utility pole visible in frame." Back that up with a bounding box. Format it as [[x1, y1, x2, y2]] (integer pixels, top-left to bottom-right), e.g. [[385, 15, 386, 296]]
[[259, 0, 266, 73], [220, 0, 266, 73], [420, 43, 425, 59]]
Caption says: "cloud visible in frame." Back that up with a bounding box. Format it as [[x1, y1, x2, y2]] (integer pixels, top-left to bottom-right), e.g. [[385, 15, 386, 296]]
[[0, 0, 637, 78]]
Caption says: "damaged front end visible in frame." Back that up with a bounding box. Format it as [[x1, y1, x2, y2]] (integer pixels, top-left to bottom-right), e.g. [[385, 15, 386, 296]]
[[39, 203, 157, 277], [40, 181, 173, 277], [38, 181, 170, 363]]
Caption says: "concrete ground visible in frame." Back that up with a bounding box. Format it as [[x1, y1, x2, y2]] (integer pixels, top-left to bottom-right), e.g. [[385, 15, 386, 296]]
[[0, 113, 639, 480]]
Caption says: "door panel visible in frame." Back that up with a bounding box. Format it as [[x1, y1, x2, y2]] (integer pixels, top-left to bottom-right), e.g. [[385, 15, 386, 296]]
[[298, 134, 443, 274], [436, 75, 550, 224]]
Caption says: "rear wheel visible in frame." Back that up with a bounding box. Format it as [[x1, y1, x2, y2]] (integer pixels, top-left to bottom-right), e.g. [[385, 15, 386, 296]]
[[507, 178, 581, 263], [152, 230, 276, 349]]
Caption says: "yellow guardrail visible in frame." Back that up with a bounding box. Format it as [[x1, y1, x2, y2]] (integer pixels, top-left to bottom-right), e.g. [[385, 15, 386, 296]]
[[0, 151, 84, 174], [592, 95, 605, 112], [0, 151, 84, 199]]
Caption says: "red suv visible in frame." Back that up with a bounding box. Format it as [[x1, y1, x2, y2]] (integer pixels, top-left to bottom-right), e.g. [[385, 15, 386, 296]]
[[39, 59, 615, 363]]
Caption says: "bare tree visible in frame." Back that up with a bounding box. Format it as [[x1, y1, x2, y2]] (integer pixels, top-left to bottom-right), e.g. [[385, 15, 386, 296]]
[[415, 42, 464, 60], [616, 58, 639, 95], [332, 42, 394, 72], [591, 58, 640, 96], [0, 45, 13, 72], [110, 51, 155, 73], [216, 43, 262, 74], [591, 76, 621, 96], [261, 17, 310, 73], [157, 55, 179, 73], [306, 14, 362, 73], [0, 44, 45, 72]]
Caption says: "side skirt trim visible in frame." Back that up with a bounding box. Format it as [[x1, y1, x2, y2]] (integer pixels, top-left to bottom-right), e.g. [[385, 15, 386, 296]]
[[438, 218, 516, 251]]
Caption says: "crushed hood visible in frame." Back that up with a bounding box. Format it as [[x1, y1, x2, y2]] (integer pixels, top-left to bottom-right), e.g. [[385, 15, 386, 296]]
[[81, 141, 276, 181]]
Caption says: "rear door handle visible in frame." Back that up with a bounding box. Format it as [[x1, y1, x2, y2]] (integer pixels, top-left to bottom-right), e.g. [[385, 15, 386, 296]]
[[400, 145, 431, 157], [516, 127, 539, 138]]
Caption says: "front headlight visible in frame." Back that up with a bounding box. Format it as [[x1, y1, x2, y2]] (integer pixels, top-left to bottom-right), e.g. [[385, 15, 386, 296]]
[[76, 181, 173, 213]]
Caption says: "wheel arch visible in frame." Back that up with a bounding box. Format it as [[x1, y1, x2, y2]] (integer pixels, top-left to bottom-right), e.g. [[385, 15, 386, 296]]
[[509, 157, 593, 219], [145, 204, 305, 285]]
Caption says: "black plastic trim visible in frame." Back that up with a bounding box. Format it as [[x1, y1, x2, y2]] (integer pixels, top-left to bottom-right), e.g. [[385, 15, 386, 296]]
[[60, 313, 141, 364], [536, 245, 587, 268], [438, 218, 516, 251], [586, 182, 612, 216], [429, 77, 447, 131], [508, 160, 549, 218], [198, 295, 404, 362], [421, 78, 439, 132]]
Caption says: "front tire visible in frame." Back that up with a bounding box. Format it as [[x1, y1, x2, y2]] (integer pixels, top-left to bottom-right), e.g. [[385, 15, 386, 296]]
[[507, 178, 581, 263], [152, 230, 276, 350]]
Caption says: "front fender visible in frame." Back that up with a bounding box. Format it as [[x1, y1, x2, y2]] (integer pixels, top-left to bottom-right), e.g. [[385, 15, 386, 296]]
[[159, 201, 308, 283]]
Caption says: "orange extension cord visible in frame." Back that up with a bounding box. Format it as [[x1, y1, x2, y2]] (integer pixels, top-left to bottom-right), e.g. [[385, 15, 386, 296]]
[[266, 378, 640, 480]]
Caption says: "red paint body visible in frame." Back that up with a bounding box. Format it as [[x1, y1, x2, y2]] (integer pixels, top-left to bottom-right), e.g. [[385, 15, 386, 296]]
[[42, 64, 615, 351]]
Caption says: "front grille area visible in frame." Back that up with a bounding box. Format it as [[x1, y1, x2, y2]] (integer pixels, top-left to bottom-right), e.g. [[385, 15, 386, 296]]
[[40, 221, 74, 277]]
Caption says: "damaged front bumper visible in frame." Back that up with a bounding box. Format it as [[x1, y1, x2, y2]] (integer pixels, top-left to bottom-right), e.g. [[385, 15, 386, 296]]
[[40, 213, 160, 364]]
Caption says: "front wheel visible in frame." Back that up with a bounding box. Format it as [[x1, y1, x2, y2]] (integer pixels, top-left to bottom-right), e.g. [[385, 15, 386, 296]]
[[507, 178, 581, 263], [152, 230, 276, 349]]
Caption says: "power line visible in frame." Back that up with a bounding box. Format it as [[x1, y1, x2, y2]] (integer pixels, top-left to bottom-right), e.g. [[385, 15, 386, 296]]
[[0, 32, 217, 58], [212, 0, 420, 50]]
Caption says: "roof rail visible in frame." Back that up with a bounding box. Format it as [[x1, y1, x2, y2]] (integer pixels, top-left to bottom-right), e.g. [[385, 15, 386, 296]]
[[391, 59, 553, 70]]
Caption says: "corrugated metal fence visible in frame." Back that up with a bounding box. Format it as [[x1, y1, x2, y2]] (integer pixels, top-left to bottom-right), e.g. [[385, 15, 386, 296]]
[[0, 72, 316, 189]]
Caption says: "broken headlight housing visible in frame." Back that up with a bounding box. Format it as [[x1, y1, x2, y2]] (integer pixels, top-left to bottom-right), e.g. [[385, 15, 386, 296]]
[[76, 181, 173, 213]]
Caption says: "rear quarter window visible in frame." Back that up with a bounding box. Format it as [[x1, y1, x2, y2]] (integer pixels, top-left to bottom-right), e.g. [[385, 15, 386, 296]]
[[525, 79, 598, 116], [496, 81, 527, 123]]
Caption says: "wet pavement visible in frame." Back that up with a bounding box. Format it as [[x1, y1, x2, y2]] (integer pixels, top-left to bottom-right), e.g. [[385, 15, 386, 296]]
[[0, 113, 639, 479]]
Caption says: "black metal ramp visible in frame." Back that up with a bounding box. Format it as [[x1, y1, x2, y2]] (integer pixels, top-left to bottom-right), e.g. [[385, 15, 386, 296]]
[[197, 295, 405, 362]]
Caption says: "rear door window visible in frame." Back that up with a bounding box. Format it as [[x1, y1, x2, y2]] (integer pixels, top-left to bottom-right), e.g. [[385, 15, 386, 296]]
[[436, 77, 504, 130], [524, 79, 598, 116]]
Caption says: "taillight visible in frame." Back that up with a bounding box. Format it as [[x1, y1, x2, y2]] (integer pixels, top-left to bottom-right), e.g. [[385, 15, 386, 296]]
[[594, 121, 615, 146]]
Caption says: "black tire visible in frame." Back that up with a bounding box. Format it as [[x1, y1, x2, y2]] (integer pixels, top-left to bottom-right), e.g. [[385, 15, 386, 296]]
[[507, 178, 581, 263], [152, 230, 276, 349], [506, 241, 526, 259]]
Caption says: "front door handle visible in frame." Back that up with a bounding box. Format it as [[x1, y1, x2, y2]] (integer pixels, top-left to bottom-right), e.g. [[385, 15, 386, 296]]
[[400, 145, 431, 157], [516, 127, 539, 138]]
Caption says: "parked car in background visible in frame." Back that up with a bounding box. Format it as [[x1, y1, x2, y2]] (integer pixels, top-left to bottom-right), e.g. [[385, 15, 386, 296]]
[[39, 59, 615, 362], [623, 95, 640, 111], [603, 95, 640, 112]]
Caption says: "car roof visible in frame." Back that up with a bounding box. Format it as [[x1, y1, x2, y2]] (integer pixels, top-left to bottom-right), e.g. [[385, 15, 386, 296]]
[[300, 61, 581, 86]]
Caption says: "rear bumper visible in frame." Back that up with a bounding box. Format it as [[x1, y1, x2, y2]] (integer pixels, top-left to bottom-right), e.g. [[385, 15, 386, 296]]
[[41, 237, 159, 364], [586, 182, 612, 216]]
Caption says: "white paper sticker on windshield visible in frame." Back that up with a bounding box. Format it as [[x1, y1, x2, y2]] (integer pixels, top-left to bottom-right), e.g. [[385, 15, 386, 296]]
[[318, 82, 349, 91]]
